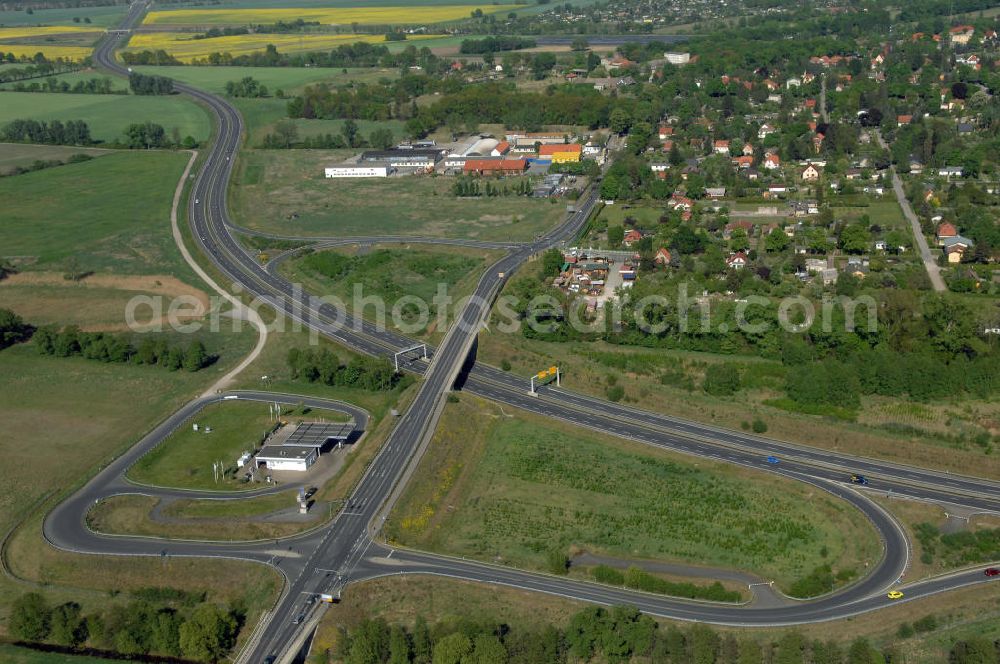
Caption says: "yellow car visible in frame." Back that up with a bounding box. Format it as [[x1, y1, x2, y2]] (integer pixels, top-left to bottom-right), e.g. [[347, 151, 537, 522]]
[[887, 590, 904, 599]]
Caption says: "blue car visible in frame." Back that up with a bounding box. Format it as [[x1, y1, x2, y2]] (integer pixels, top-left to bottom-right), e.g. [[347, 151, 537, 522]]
[[766, 456, 779, 464], [850, 474, 869, 485]]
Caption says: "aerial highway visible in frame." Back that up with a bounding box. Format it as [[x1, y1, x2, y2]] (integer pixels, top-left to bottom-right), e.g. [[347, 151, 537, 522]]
[[51, 6, 1000, 662]]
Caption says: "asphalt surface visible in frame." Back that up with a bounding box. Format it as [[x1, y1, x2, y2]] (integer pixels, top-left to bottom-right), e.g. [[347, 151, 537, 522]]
[[56, 7, 1000, 661]]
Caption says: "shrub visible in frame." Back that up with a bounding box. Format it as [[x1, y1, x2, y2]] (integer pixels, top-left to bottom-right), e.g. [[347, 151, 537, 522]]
[[592, 565, 625, 585], [546, 550, 569, 575], [913, 614, 937, 633], [606, 385, 625, 402], [789, 565, 834, 598], [703, 363, 741, 396], [751, 417, 768, 433]]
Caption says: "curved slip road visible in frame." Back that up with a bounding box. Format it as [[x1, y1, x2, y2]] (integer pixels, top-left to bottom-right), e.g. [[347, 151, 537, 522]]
[[55, 7, 1000, 660]]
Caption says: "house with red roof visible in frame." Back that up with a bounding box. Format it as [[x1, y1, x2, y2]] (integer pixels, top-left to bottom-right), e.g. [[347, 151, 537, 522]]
[[623, 229, 644, 247], [713, 140, 731, 155], [654, 248, 672, 266], [463, 158, 528, 176], [726, 252, 748, 269], [936, 222, 958, 245]]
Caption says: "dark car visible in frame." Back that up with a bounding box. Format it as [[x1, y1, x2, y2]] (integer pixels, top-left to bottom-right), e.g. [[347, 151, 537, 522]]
[[986, 568, 1000, 577], [264, 657, 276, 664], [850, 474, 869, 485]]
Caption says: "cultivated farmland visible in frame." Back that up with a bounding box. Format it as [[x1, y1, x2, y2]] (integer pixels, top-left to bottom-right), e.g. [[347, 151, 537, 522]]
[[142, 5, 521, 27], [0, 44, 93, 60], [0, 26, 104, 39], [125, 31, 437, 62]]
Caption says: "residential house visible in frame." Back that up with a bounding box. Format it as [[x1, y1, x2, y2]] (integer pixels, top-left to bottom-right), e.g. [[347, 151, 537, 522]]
[[658, 125, 675, 140], [897, 115, 913, 127], [949, 25, 975, 45], [938, 166, 964, 178], [758, 124, 777, 140], [491, 141, 511, 157], [943, 236, 973, 263], [801, 164, 822, 181], [654, 247, 673, 266], [763, 153, 781, 170], [538, 143, 583, 163], [733, 155, 755, 169], [726, 252, 749, 269], [936, 222, 958, 245], [706, 187, 727, 199], [713, 140, 731, 155], [623, 229, 644, 247]]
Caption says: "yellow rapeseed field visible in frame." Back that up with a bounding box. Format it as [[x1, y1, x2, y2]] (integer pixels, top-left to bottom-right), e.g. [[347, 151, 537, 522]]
[[126, 31, 437, 62], [0, 44, 94, 61], [0, 26, 103, 40], [143, 5, 520, 27]]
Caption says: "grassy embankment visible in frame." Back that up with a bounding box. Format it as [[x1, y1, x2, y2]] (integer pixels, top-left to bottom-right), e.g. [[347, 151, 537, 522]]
[[387, 395, 881, 595], [279, 246, 493, 343]]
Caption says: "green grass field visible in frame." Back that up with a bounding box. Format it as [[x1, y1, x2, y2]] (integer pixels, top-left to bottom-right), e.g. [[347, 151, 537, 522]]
[[0, 151, 194, 275], [231, 96, 406, 146], [0, 5, 125, 27], [231, 149, 570, 241], [387, 397, 880, 593], [0, 91, 211, 142], [0, 141, 110, 173], [0, 327, 256, 556], [132, 64, 397, 96], [281, 245, 489, 341], [127, 400, 349, 491]]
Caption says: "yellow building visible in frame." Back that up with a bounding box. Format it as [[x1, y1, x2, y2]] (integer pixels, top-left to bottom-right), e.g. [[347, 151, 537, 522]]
[[538, 143, 583, 163]]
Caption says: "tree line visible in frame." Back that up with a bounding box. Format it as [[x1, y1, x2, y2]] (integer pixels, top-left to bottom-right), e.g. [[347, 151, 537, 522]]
[[287, 347, 404, 391], [1, 119, 94, 145], [452, 176, 535, 197], [459, 36, 536, 54], [225, 75, 268, 98], [128, 72, 174, 95], [7, 590, 241, 663], [286, 79, 625, 139], [0, 308, 33, 351], [0, 153, 94, 178], [0, 61, 82, 84], [323, 605, 947, 664], [4, 75, 122, 94], [33, 325, 214, 372]]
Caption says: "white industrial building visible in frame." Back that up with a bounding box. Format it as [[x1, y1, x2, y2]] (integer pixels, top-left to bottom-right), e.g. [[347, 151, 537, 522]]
[[325, 164, 390, 178], [255, 445, 318, 472], [252, 421, 355, 473], [664, 52, 691, 65]]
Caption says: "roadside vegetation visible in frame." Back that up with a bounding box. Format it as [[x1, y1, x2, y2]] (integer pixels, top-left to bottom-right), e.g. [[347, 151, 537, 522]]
[[314, 574, 1000, 664], [387, 396, 879, 595], [281, 245, 495, 342]]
